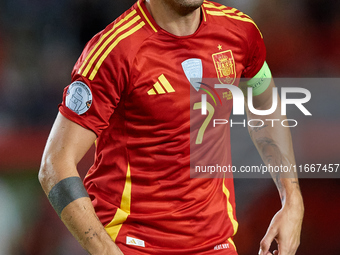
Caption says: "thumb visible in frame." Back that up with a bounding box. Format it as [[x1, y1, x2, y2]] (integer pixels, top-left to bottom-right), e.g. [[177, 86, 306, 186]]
[[259, 227, 277, 255]]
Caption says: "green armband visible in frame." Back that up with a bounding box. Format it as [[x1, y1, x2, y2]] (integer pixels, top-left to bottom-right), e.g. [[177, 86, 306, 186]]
[[247, 61, 272, 96]]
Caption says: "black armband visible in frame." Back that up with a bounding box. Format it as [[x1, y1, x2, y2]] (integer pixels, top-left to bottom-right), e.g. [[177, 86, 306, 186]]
[[48, 177, 89, 217]]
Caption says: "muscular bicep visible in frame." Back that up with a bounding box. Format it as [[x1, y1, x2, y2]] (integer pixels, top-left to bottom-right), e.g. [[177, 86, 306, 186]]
[[39, 113, 96, 194], [44, 113, 96, 164]]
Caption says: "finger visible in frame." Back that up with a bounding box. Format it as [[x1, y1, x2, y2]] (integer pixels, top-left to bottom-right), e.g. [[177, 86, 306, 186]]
[[259, 228, 277, 255], [273, 250, 278, 255], [258, 248, 273, 255]]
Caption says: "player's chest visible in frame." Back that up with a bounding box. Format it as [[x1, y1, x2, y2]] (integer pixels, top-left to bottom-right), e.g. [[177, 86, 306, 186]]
[[124, 37, 244, 123]]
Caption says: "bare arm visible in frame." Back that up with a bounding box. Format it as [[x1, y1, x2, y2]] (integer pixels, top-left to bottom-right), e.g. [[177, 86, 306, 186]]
[[38, 113, 123, 255], [244, 80, 304, 255]]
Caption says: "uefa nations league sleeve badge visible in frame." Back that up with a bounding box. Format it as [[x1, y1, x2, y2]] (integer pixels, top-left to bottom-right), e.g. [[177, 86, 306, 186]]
[[65, 81, 93, 115]]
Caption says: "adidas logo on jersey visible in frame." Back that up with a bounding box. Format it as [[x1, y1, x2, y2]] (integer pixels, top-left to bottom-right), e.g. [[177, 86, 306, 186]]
[[147, 74, 175, 95], [126, 236, 145, 247]]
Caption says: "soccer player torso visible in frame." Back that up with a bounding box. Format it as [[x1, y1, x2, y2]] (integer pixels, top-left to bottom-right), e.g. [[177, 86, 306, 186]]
[[59, 1, 266, 254]]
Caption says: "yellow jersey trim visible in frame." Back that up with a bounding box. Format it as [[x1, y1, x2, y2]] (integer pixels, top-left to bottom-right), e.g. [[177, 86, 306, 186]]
[[222, 179, 239, 236], [84, 15, 141, 77], [105, 163, 132, 241], [204, 3, 263, 38], [138, 0, 158, 33], [228, 237, 237, 251], [79, 10, 145, 80], [78, 10, 137, 75], [201, 5, 207, 22], [89, 21, 145, 80]]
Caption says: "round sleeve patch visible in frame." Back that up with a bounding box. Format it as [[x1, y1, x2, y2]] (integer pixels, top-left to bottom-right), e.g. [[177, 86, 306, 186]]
[[65, 81, 92, 115]]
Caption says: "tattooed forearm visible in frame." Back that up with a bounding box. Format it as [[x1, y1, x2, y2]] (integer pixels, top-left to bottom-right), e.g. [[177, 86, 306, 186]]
[[249, 121, 268, 139], [84, 227, 99, 243], [254, 124, 268, 132], [255, 137, 283, 166], [255, 137, 285, 201]]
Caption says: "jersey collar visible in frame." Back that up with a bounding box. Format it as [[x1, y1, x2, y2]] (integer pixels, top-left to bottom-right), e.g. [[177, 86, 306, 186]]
[[137, 0, 159, 33], [137, 0, 207, 37]]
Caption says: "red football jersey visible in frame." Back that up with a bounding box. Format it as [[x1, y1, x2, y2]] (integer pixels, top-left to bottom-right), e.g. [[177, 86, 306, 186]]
[[59, 0, 266, 254]]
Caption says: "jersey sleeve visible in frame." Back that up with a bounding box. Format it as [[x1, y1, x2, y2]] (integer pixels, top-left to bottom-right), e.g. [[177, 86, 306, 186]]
[[59, 31, 127, 137], [241, 21, 267, 79]]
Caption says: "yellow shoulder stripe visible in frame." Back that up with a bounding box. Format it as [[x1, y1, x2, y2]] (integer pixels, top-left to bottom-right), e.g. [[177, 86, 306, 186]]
[[78, 10, 137, 75], [79, 10, 145, 80], [83, 15, 141, 78], [203, 2, 229, 11], [204, 3, 263, 38], [88, 21, 145, 80]]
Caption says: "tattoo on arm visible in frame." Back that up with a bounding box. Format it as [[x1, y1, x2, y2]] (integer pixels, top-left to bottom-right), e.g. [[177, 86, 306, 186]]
[[255, 137, 285, 202], [249, 121, 268, 138], [256, 137, 283, 165], [48, 176, 89, 217]]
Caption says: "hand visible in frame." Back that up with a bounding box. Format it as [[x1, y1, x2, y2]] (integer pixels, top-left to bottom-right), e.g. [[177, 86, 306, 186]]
[[258, 202, 304, 255]]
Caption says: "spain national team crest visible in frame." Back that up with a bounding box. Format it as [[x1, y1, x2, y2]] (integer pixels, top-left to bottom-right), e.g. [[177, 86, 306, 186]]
[[212, 50, 236, 84]]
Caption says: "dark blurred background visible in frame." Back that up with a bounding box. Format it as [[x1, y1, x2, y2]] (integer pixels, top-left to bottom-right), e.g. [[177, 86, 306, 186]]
[[0, 0, 339, 254]]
